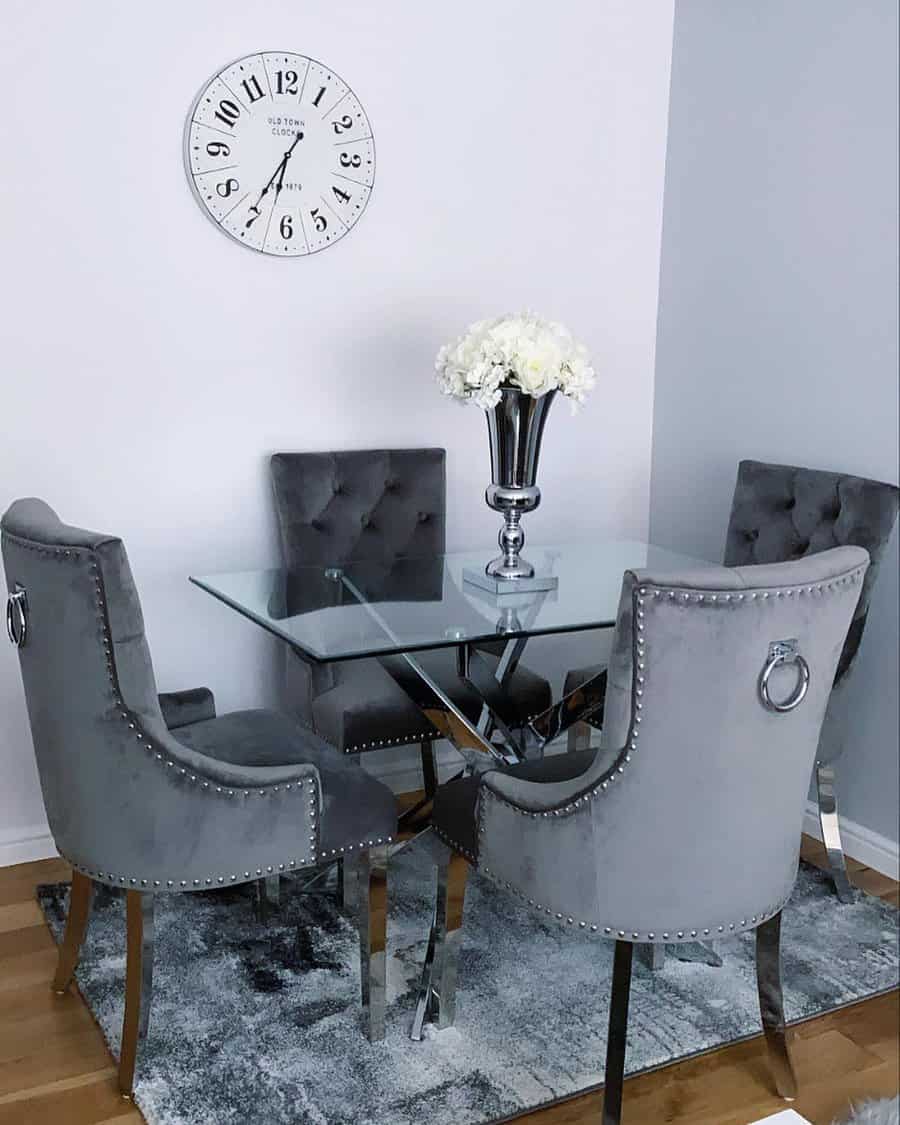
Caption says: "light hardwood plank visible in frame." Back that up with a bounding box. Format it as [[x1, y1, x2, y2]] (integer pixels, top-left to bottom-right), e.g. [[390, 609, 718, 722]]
[[0, 902, 44, 936]]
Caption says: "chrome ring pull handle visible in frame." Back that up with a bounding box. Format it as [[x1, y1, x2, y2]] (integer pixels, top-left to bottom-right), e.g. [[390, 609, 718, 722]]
[[6, 585, 28, 648], [759, 638, 809, 713]]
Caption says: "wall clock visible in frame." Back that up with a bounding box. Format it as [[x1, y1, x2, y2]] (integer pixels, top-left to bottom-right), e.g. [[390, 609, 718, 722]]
[[183, 52, 375, 257]]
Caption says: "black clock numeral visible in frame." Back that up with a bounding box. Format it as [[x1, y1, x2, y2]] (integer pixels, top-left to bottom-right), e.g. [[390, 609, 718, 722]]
[[331, 185, 351, 205], [241, 75, 265, 103], [339, 152, 361, 168], [206, 141, 231, 157], [332, 114, 353, 135], [214, 99, 240, 128], [310, 207, 327, 233], [216, 177, 239, 198], [312, 86, 327, 107], [275, 69, 298, 96], [280, 214, 293, 239]]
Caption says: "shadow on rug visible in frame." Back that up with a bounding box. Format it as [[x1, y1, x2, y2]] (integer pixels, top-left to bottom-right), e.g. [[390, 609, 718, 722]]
[[38, 853, 899, 1125]]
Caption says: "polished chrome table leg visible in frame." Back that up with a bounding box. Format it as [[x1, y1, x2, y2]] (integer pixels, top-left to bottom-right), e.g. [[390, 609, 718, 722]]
[[410, 887, 440, 1042], [756, 911, 798, 1101], [816, 762, 856, 903], [358, 844, 388, 1042], [52, 871, 93, 994], [603, 940, 633, 1125], [433, 852, 468, 1028], [410, 846, 469, 1039], [254, 874, 282, 922], [119, 891, 154, 1098]]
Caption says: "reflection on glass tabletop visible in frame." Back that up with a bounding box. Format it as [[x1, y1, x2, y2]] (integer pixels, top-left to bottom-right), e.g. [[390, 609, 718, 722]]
[[190, 540, 706, 664]]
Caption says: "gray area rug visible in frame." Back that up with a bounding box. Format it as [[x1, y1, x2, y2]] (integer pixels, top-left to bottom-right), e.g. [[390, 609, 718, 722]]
[[38, 852, 898, 1125]]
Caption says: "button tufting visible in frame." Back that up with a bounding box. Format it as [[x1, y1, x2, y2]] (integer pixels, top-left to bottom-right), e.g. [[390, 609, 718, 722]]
[[745, 529, 759, 542], [784, 498, 796, 511], [417, 511, 430, 523]]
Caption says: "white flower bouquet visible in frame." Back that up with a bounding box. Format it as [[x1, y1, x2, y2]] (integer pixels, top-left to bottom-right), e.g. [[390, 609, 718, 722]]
[[435, 313, 595, 411]]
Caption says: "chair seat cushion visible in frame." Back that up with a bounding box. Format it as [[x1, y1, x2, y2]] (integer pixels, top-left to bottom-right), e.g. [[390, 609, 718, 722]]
[[433, 749, 599, 861], [309, 649, 553, 753], [174, 709, 397, 853]]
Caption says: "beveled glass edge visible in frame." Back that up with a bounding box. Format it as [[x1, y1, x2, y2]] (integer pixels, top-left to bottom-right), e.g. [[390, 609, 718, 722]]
[[189, 574, 618, 665]]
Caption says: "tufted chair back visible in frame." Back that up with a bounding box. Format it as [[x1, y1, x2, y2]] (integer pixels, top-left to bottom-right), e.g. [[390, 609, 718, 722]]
[[2, 498, 324, 888], [271, 449, 446, 570], [479, 548, 868, 937], [1, 499, 172, 870], [724, 460, 899, 683]]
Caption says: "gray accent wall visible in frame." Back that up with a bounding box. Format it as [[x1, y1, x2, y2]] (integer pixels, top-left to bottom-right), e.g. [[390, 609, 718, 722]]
[[649, 2, 899, 842]]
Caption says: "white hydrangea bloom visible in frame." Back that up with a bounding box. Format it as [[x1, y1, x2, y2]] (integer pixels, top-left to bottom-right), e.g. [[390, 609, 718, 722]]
[[435, 313, 595, 410]]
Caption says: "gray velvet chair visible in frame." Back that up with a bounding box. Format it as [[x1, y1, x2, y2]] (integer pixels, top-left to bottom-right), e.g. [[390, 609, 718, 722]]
[[564, 459, 899, 902], [2, 499, 396, 1098], [270, 449, 552, 810], [417, 546, 869, 1124]]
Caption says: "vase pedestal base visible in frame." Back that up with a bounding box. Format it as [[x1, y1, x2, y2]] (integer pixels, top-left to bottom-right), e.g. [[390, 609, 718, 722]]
[[462, 568, 559, 596]]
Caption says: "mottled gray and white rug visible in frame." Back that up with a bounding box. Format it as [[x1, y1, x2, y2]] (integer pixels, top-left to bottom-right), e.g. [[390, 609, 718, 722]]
[[38, 853, 898, 1125]]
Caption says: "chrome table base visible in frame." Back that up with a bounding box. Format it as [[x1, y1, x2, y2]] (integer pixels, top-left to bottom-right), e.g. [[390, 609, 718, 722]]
[[410, 843, 469, 1042]]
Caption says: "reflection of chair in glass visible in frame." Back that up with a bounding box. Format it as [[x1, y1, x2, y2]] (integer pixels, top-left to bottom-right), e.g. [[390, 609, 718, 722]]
[[2, 499, 396, 1097], [421, 548, 868, 1124], [271, 449, 551, 804], [565, 459, 899, 902]]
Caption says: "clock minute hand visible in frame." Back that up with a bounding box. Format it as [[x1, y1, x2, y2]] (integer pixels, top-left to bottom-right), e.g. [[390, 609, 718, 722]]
[[245, 132, 304, 229]]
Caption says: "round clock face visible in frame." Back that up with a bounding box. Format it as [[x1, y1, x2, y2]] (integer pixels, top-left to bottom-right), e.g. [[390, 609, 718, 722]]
[[184, 52, 375, 257]]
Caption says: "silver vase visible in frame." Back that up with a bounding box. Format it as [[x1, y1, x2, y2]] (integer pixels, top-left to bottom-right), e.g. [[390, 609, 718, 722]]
[[483, 386, 556, 582]]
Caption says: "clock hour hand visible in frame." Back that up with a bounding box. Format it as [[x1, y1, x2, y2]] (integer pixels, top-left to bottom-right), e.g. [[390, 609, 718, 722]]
[[245, 132, 304, 229]]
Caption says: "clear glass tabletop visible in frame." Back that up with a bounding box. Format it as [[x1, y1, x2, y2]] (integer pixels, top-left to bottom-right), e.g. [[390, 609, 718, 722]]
[[190, 540, 705, 664]]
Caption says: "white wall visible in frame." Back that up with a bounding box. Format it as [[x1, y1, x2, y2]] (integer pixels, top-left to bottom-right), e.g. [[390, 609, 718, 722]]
[[0, 1, 675, 862], [649, 2, 899, 847]]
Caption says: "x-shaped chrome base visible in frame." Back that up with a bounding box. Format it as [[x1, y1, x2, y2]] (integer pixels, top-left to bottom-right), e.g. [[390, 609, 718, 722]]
[[333, 569, 608, 767]]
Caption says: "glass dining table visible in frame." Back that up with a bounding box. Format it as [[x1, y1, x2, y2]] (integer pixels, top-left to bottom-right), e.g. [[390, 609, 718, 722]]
[[191, 539, 702, 767]]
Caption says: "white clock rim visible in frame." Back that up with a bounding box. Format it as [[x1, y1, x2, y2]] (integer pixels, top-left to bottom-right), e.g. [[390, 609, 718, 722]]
[[182, 49, 376, 259]]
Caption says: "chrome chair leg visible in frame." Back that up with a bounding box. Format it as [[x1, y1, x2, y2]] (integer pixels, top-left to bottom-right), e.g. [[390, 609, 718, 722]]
[[756, 911, 798, 1101], [816, 762, 856, 904], [52, 871, 93, 994], [119, 891, 155, 1099], [603, 940, 633, 1125], [358, 844, 388, 1042], [639, 942, 666, 971], [342, 852, 361, 919], [254, 874, 282, 922], [410, 848, 469, 1040]]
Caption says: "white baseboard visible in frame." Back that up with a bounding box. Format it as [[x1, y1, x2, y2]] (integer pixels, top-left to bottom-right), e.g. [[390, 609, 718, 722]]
[[0, 823, 58, 867], [803, 800, 899, 880]]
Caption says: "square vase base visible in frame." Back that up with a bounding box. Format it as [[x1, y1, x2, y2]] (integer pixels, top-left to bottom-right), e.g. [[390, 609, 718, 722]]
[[462, 567, 559, 595]]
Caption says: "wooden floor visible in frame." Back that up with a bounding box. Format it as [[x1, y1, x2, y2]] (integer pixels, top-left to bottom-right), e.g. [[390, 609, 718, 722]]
[[0, 836, 896, 1125]]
